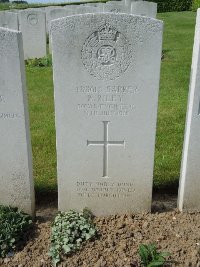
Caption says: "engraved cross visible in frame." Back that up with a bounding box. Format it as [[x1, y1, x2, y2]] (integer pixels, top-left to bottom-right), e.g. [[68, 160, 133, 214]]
[[87, 121, 125, 178]]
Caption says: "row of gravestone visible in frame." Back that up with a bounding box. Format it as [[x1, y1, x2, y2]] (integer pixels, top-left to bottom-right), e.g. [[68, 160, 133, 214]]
[[0, 9, 199, 218], [0, 0, 157, 59]]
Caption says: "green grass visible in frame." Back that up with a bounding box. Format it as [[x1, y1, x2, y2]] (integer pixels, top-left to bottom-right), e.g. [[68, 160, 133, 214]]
[[26, 67, 57, 193], [0, 2, 10, 10], [25, 11, 196, 193], [155, 11, 196, 189]]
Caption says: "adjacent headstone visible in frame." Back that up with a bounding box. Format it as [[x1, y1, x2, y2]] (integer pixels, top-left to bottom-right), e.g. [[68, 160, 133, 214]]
[[27, 7, 46, 11], [25, 8, 46, 31], [131, 1, 157, 18], [49, 8, 75, 28], [178, 9, 200, 212], [123, 0, 143, 10], [63, 4, 79, 13], [7, 10, 20, 28], [19, 10, 46, 59], [51, 13, 163, 215], [76, 5, 103, 14], [0, 27, 34, 216], [103, 2, 129, 13], [83, 3, 104, 8], [45, 6, 66, 33], [106, 0, 123, 2], [49, 8, 76, 52], [8, 9, 21, 13], [0, 11, 18, 30]]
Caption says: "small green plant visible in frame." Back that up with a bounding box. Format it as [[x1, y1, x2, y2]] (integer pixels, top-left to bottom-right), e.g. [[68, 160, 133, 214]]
[[25, 54, 52, 67], [0, 205, 32, 258], [49, 208, 96, 266], [138, 243, 170, 267]]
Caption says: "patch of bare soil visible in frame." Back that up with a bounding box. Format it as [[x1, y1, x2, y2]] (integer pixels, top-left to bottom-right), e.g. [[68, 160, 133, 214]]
[[0, 194, 200, 267]]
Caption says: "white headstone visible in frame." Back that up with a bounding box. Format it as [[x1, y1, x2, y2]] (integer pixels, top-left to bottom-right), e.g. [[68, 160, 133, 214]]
[[49, 8, 76, 53], [76, 5, 103, 14], [105, 0, 123, 3], [0, 11, 18, 30], [19, 10, 46, 59], [178, 9, 200, 212], [8, 9, 21, 13], [45, 5, 62, 12], [50, 8, 74, 18], [103, 2, 129, 13], [51, 13, 163, 215], [49, 8, 75, 22], [131, 1, 157, 18], [45, 6, 70, 33], [26, 7, 46, 12], [63, 4, 79, 13], [0, 27, 34, 216], [124, 0, 143, 9], [83, 3, 104, 8]]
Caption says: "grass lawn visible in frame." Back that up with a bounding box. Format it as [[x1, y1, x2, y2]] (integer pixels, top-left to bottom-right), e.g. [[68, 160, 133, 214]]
[[155, 11, 196, 189], [26, 11, 196, 194]]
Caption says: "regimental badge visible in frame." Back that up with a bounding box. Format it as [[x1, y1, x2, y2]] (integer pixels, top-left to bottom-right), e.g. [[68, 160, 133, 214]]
[[81, 23, 133, 80], [27, 14, 38, 26]]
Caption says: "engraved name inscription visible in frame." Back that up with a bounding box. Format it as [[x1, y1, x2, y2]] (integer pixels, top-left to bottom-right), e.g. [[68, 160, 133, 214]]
[[0, 113, 21, 119], [76, 181, 135, 198], [81, 23, 133, 80], [76, 85, 138, 116]]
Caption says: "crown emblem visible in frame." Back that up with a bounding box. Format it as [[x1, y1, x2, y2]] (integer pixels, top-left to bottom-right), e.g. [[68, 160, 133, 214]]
[[98, 24, 117, 41]]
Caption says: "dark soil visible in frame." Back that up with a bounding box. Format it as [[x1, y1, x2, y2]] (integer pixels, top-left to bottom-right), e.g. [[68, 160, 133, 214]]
[[0, 194, 200, 267]]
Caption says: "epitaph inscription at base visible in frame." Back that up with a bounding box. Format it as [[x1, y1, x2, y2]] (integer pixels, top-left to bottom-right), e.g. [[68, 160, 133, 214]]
[[51, 14, 163, 215]]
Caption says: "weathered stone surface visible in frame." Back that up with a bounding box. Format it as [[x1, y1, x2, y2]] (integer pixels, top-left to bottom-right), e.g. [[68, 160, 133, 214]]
[[63, 4, 79, 13], [19, 10, 46, 59], [123, 0, 143, 9], [49, 8, 75, 24], [131, 1, 157, 18], [51, 13, 163, 215], [43, 6, 53, 33], [0, 11, 18, 30], [76, 5, 103, 14], [46, 6, 74, 33], [103, 2, 129, 13], [0, 27, 34, 216], [48, 8, 76, 53], [83, 3, 104, 8], [178, 9, 200, 212], [26, 7, 46, 11], [8, 9, 20, 12], [48, 8, 75, 32]]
